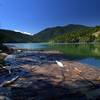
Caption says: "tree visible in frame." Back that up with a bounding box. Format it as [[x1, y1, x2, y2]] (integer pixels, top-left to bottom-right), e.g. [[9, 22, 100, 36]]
[[95, 26, 100, 32], [0, 34, 5, 44]]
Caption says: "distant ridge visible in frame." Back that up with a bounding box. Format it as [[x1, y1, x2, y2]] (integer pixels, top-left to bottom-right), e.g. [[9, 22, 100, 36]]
[[0, 29, 33, 43]]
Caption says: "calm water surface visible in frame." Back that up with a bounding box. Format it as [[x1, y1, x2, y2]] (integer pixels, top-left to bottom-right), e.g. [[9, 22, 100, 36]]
[[5, 43, 100, 68]]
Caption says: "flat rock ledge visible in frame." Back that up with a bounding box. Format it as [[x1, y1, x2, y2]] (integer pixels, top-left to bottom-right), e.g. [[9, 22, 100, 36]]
[[0, 51, 100, 100]]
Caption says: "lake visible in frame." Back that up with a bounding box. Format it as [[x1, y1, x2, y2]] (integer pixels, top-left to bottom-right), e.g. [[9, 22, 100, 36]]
[[5, 43, 100, 68]]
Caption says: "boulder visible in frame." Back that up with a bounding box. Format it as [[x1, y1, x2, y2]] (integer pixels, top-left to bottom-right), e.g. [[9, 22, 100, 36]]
[[0, 53, 8, 63], [0, 44, 14, 54]]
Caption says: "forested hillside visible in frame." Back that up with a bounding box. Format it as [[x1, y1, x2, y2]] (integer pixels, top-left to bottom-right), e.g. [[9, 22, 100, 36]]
[[0, 29, 33, 43], [32, 24, 100, 43], [0, 24, 100, 43]]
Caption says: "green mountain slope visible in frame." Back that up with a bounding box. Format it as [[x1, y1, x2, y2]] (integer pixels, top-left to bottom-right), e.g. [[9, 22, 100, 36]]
[[0, 24, 100, 43], [32, 24, 100, 43], [0, 29, 33, 43], [32, 24, 93, 42]]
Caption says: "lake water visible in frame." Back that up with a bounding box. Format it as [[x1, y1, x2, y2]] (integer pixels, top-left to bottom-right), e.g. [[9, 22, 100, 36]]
[[5, 43, 100, 68]]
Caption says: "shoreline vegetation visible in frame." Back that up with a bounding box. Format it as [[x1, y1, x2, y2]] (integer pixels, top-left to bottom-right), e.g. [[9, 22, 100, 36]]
[[0, 44, 100, 100], [2, 40, 100, 45]]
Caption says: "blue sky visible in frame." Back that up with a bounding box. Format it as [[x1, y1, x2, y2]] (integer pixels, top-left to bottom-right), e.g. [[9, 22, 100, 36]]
[[0, 0, 100, 34]]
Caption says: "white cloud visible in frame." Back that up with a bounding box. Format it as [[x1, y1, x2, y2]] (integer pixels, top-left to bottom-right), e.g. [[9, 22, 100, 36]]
[[23, 32, 32, 35], [14, 30, 32, 35]]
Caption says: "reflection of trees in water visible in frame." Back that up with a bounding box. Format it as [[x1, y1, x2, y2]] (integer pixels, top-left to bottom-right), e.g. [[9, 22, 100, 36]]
[[48, 44, 100, 59], [93, 48, 100, 55], [92, 44, 100, 56]]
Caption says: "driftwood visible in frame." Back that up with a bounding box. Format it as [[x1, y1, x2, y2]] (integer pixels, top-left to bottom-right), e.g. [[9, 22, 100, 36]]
[[0, 64, 9, 71], [0, 64, 4, 69], [0, 76, 19, 87]]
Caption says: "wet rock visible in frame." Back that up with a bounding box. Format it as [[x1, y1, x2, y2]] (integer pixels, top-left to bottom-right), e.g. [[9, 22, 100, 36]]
[[4, 55, 16, 66]]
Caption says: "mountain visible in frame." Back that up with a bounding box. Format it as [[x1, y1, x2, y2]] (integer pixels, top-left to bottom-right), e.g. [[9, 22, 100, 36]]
[[0, 24, 100, 43], [0, 29, 33, 43], [32, 24, 93, 42]]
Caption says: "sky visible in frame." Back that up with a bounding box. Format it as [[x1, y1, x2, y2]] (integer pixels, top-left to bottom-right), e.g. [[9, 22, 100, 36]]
[[0, 0, 100, 34]]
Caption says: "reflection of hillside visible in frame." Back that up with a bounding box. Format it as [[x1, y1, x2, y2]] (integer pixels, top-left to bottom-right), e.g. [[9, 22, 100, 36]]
[[93, 48, 100, 56], [48, 44, 100, 59]]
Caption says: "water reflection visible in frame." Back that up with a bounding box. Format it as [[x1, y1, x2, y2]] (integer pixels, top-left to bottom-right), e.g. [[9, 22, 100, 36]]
[[47, 43, 100, 67], [48, 43, 100, 59], [5, 43, 100, 67]]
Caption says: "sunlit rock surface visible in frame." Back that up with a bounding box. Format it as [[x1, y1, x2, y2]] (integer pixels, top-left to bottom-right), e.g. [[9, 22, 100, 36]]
[[0, 51, 100, 100]]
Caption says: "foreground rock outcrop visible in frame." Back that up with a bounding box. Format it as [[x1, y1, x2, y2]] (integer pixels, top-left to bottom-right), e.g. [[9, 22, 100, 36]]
[[0, 51, 100, 100]]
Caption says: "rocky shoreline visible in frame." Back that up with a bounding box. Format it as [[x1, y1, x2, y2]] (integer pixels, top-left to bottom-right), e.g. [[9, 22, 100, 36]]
[[0, 44, 14, 64], [0, 46, 100, 100]]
